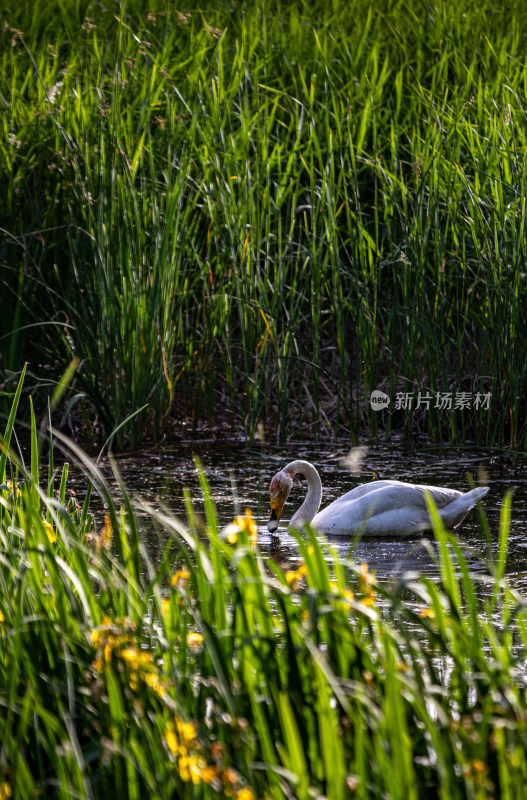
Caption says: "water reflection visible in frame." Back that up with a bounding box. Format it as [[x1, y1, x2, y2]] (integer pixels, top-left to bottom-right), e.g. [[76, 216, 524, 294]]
[[95, 441, 527, 586]]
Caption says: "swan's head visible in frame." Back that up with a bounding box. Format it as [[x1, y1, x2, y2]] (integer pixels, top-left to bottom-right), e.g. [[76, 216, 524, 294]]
[[268, 469, 293, 533]]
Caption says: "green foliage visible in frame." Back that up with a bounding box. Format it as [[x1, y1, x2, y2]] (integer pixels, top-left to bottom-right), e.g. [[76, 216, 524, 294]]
[[1, 0, 526, 444], [1, 374, 527, 799]]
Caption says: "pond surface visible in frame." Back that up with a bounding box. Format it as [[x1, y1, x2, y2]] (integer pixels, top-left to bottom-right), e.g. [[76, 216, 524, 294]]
[[95, 441, 527, 593]]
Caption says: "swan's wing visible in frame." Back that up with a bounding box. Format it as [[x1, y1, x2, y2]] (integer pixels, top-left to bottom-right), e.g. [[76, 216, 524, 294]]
[[313, 482, 463, 530], [327, 480, 410, 505], [360, 483, 462, 512], [410, 484, 463, 508], [330, 481, 461, 508]]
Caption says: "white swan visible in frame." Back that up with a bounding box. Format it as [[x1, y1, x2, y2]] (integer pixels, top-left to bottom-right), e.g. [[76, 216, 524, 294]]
[[267, 460, 489, 536]]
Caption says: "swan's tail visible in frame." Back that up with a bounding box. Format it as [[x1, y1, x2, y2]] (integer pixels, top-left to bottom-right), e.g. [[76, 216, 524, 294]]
[[438, 486, 489, 529]]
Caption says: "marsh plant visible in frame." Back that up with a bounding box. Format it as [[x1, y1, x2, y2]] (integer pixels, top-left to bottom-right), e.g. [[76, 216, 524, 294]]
[[1, 0, 526, 445], [0, 371, 525, 799]]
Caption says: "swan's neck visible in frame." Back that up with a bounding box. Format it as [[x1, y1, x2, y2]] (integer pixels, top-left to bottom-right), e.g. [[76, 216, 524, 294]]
[[286, 460, 322, 527]]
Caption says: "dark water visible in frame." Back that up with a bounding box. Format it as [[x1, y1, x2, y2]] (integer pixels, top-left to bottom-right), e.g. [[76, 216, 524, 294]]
[[94, 441, 527, 593]]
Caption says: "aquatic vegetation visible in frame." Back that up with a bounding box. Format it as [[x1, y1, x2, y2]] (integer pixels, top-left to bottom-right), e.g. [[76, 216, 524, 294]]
[[1, 374, 526, 798], [1, 1, 526, 446]]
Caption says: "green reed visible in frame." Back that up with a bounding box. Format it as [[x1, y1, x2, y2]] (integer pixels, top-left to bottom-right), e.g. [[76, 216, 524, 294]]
[[1, 0, 526, 445], [1, 373, 526, 799]]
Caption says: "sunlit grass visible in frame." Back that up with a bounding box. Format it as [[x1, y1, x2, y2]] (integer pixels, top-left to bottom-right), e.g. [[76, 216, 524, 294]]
[[1, 0, 526, 445]]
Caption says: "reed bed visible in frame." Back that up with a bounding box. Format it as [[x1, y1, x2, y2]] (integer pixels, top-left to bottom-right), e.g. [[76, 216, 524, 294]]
[[1, 0, 526, 445], [0, 371, 525, 799]]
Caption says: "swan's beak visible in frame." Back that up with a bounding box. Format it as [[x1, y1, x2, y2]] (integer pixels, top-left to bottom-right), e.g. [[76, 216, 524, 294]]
[[268, 494, 284, 533]]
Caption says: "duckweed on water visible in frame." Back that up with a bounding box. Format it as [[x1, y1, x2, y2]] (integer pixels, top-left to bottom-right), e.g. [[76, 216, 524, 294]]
[[0, 372, 526, 799]]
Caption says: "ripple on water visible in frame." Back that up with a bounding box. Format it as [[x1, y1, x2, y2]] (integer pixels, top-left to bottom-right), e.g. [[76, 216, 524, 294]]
[[81, 442, 526, 584]]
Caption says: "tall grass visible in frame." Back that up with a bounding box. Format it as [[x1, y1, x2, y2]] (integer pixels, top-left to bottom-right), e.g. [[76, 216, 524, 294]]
[[1, 0, 526, 445], [1, 373, 526, 798]]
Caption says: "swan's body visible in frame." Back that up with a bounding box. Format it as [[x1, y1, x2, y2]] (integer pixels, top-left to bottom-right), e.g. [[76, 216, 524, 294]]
[[268, 460, 489, 536]]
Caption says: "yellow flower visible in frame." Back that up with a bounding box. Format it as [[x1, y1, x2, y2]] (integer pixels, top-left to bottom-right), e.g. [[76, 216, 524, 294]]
[[359, 594, 375, 608], [120, 646, 140, 669], [225, 526, 239, 545], [201, 765, 219, 783], [223, 509, 257, 546], [6, 481, 21, 499], [0, 609, 4, 624], [178, 755, 191, 781], [144, 671, 161, 690], [358, 562, 376, 606], [166, 725, 179, 756], [179, 754, 202, 784], [418, 606, 436, 619], [166, 717, 198, 754], [171, 569, 190, 587], [359, 595, 376, 608], [359, 562, 376, 591], [42, 519, 56, 543], [330, 582, 355, 611], [96, 514, 112, 551], [237, 789, 255, 800], [186, 631, 204, 649], [176, 717, 197, 744], [239, 509, 257, 543], [0, 783, 12, 800], [285, 563, 307, 590], [161, 598, 170, 616]]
